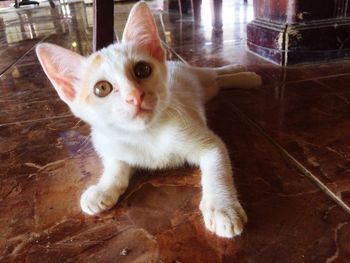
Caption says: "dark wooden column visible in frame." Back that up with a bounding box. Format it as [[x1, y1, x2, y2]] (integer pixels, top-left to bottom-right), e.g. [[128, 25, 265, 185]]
[[247, 0, 350, 65], [93, 0, 115, 52]]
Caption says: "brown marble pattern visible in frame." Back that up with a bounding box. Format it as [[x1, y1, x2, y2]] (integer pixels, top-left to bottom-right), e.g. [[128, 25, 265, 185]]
[[168, 0, 350, 228], [1, 0, 350, 262], [167, 1, 350, 217]]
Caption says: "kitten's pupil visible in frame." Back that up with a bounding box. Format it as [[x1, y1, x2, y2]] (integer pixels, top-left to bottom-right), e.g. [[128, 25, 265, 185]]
[[134, 61, 152, 79], [94, 81, 113, 97]]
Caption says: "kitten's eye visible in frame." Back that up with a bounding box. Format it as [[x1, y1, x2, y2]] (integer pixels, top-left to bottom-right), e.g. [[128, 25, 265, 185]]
[[134, 61, 152, 79], [94, 81, 113, 97]]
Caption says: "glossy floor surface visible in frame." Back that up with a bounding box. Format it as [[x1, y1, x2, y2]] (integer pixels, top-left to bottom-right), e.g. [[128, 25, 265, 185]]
[[1, 0, 350, 262]]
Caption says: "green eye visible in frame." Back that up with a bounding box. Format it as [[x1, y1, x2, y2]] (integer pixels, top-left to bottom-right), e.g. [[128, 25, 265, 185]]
[[94, 81, 113, 97], [134, 61, 152, 79]]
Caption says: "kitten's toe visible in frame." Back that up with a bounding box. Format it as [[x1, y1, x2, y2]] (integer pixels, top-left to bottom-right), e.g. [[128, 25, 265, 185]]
[[200, 199, 247, 238], [80, 185, 120, 215]]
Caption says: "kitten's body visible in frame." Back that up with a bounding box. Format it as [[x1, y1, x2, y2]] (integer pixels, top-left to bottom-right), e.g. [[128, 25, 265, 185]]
[[92, 61, 211, 169], [36, 2, 261, 238]]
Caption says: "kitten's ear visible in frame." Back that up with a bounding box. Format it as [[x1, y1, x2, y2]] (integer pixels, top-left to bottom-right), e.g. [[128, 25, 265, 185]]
[[122, 2, 165, 61], [36, 43, 85, 104]]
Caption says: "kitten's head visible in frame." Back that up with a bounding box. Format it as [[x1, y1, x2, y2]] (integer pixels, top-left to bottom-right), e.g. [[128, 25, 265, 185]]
[[36, 2, 168, 131]]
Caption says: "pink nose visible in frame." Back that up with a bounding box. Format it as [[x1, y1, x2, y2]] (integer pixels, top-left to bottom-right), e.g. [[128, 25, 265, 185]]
[[126, 89, 144, 106]]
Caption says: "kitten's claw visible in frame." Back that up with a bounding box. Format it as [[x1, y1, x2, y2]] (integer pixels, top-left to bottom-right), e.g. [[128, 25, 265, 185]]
[[200, 199, 248, 238], [80, 185, 121, 215]]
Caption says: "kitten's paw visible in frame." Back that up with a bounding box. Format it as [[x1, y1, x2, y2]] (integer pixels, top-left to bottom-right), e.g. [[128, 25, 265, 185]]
[[200, 199, 248, 238], [80, 185, 121, 215]]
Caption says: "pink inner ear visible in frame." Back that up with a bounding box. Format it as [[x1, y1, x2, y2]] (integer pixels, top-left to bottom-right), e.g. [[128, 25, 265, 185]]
[[51, 75, 76, 101], [127, 32, 165, 62], [36, 43, 85, 104], [122, 2, 165, 61]]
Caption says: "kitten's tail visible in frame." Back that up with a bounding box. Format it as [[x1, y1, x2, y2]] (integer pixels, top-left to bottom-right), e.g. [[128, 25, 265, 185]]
[[194, 64, 262, 102]]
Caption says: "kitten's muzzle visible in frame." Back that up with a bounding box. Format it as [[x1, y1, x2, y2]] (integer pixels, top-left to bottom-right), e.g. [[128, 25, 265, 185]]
[[125, 89, 154, 118], [126, 89, 144, 107]]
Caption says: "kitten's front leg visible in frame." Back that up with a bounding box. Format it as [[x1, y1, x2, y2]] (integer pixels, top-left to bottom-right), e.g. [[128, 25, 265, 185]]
[[80, 158, 132, 215], [192, 134, 248, 238]]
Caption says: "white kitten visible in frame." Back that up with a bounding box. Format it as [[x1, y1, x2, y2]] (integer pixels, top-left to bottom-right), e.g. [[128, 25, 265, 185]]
[[36, 2, 261, 238]]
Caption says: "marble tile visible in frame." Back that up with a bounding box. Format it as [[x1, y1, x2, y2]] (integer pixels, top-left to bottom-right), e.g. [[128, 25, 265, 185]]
[[1, 93, 350, 262], [0, 1, 92, 76], [213, 76, 350, 210]]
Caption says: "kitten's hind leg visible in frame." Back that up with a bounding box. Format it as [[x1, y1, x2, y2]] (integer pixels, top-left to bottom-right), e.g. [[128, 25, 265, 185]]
[[80, 158, 132, 215], [188, 64, 260, 101], [214, 64, 246, 75], [217, 72, 262, 89]]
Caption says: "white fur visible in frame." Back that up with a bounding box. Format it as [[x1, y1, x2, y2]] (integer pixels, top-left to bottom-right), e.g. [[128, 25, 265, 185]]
[[73, 50, 253, 238], [35, 2, 262, 238]]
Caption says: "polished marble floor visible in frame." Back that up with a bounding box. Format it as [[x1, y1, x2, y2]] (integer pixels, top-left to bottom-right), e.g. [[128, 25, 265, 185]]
[[1, 0, 350, 262]]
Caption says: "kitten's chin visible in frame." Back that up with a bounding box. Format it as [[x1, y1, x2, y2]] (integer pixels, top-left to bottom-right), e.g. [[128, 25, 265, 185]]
[[111, 112, 156, 131], [115, 120, 150, 131]]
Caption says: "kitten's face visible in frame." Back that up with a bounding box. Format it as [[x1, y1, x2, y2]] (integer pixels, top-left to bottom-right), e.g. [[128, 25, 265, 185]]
[[36, 2, 168, 132], [72, 44, 168, 131]]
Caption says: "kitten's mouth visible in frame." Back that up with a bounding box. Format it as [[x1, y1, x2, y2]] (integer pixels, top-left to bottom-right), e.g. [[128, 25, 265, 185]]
[[133, 107, 153, 118]]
